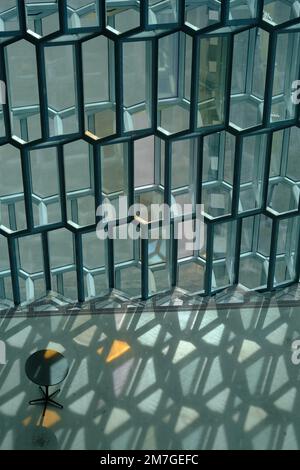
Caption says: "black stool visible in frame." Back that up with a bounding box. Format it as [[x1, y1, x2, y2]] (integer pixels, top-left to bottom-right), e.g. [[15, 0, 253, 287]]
[[25, 349, 69, 416]]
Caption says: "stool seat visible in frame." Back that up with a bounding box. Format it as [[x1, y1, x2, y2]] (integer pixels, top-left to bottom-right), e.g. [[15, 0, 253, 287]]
[[25, 349, 69, 416]]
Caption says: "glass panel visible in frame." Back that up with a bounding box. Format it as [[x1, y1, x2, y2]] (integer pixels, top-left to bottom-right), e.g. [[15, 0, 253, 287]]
[[271, 31, 300, 123], [229, 0, 258, 19], [82, 231, 109, 299], [5, 39, 41, 142], [25, 0, 59, 37], [275, 217, 300, 286], [45, 45, 78, 136], [0, 144, 26, 232], [263, 0, 300, 25], [0, 1, 19, 32], [82, 35, 116, 139], [148, 0, 179, 24], [171, 137, 198, 214], [123, 40, 152, 132], [212, 220, 236, 290], [134, 135, 155, 188], [64, 140, 95, 227], [30, 146, 61, 227], [135, 136, 165, 223], [202, 132, 235, 219], [185, 0, 221, 30], [198, 35, 228, 127], [114, 223, 142, 298], [239, 134, 268, 213], [158, 32, 192, 135], [177, 218, 207, 294], [239, 214, 271, 289], [0, 236, 13, 303], [18, 234, 46, 302], [230, 28, 269, 130], [268, 127, 300, 214], [49, 228, 77, 300], [148, 226, 171, 295], [67, 0, 99, 29], [101, 142, 129, 220], [106, 0, 140, 33]]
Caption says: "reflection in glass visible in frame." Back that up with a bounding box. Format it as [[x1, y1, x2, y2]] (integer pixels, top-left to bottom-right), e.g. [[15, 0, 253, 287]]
[[198, 35, 228, 127], [45, 45, 78, 136], [0, 144, 26, 232], [6, 40, 41, 142], [82, 35, 116, 139], [25, 0, 59, 37], [158, 32, 192, 135], [64, 140, 95, 227], [268, 127, 300, 215], [30, 146, 62, 227], [123, 40, 152, 132], [230, 28, 269, 130]]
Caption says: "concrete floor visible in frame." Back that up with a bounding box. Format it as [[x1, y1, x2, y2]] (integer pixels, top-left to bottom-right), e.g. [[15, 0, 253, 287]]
[[1, 304, 300, 450]]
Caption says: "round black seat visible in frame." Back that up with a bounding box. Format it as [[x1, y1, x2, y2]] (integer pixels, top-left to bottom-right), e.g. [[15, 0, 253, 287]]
[[25, 349, 69, 415]]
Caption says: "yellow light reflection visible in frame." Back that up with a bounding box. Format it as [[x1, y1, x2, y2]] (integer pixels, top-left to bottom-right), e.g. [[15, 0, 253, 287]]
[[106, 340, 131, 363], [44, 350, 59, 360], [97, 346, 104, 356], [22, 416, 32, 427], [40, 409, 61, 428]]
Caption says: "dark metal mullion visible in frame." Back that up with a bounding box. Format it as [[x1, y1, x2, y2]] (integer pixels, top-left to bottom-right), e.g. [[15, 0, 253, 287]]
[[74, 232, 85, 302], [36, 42, 50, 141], [98, 0, 106, 31], [267, 217, 279, 290], [224, 32, 234, 127], [114, 39, 124, 136], [295, 218, 300, 284], [189, 34, 200, 131], [8, 237, 20, 305], [231, 135, 243, 216], [107, 233, 115, 290], [233, 218, 242, 285], [141, 0, 149, 29], [151, 36, 158, 132], [58, 0, 68, 34], [196, 136, 203, 205], [221, 0, 230, 24], [177, 0, 185, 29], [141, 235, 149, 300], [94, 144, 102, 214], [205, 222, 214, 295], [17, 0, 27, 32], [256, 0, 264, 21], [57, 145, 67, 223], [20, 147, 34, 231], [127, 139, 134, 209], [74, 41, 85, 136], [0, 46, 12, 138], [164, 140, 172, 207], [171, 220, 178, 287], [261, 132, 273, 210], [262, 30, 278, 127], [42, 231, 51, 292]]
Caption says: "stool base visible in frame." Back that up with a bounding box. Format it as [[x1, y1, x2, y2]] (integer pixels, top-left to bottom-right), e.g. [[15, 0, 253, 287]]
[[29, 386, 63, 416]]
